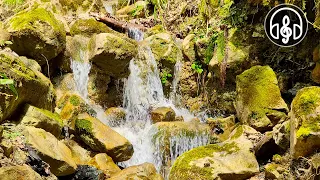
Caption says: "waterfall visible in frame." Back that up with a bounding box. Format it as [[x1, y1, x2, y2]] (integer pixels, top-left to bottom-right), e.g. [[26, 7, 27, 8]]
[[70, 28, 210, 179], [70, 59, 91, 100]]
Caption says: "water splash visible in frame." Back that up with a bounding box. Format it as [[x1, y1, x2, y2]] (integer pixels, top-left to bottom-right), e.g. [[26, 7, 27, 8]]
[[169, 60, 182, 106], [128, 28, 144, 42], [70, 59, 91, 100]]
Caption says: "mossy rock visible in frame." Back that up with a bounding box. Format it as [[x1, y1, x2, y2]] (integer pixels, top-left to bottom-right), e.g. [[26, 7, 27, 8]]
[[108, 163, 163, 180], [150, 121, 210, 175], [235, 65, 288, 132], [0, 51, 55, 122], [20, 104, 63, 137], [88, 33, 138, 78], [23, 126, 77, 176], [182, 34, 196, 62], [290, 86, 320, 158], [151, 107, 176, 123], [70, 18, 113, 37], [145, 33, 183, 72], [0, 165, 42, 180], [169, 125, 259, 180], [5, 6, 66, 65], [75, 115, 133, 162]]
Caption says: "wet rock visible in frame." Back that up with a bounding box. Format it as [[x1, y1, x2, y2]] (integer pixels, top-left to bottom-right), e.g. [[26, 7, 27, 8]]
[[169, 125, 259, 180], [70, 18, 113, 37], [0, 51, 55, 122], [88, 33, 138, 78], [105, 107, 126, 126], [151, 107, 176, 123], [75, 116, 133, 162], [108, 162, 163, 180], [290, 86, 320, 158], [20, 104, 63, 137], [272, 120, 290, 149], [88, 153, 121, 178], [60, 165, 105, 180], [207, 115, 236, 142], [151, 121, 210, 174], [23, 126, 77, 176], [5, 6, 66, 65], [54, 73, 76, 100], [182, 34, 196, 62], [264, 162, 289, 179], [0, 165, 42, 180], [236, 65, 288, 132]]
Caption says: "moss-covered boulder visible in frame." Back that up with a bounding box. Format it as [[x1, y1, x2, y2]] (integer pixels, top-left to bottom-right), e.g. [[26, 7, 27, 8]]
[[88, 153, 121, 178], [108, 163, 164, 180], [0, 51, 55, 122], [5, 6, 66, 65], [151, 107, 176, 123], [23, 126, 77, 176], [151, 121, 210, 174], [169, 125, 259, 180], [0, 165, 42, 180], [290, 86, 320, 158], [19, 104, 63, 137], [70, 18, 113, 37], [57, 93, 94, 130], [235, 66, 288, 132], [75, 116, 133, 162], [88, 33, 138, 78], [145, 33, 183, 71]]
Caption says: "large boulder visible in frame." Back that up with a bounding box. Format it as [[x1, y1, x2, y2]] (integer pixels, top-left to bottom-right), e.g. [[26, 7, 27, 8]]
[[108, 163, 163, 180], [75, 116, 133, 162], [70, 18, 113, 37], [145, 33, 183, 71], [20, 104, 63, 137], [236, 66, 288, 131], [169, 125, 259, 180], [151, 107, 176, 123], [88, 33, 138, 78], [5, 6, 66, 65], [23, 126, 77, 176], [0, 165, 42, 180], [290, 86, 320, 158], [0, 51, 55, 122]]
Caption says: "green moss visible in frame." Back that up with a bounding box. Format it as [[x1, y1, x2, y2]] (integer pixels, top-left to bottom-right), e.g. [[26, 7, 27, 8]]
[[8, 6, 65, 36], [170, 142, 240, 179], [59, 0, 92, 12], [35, 107, 64, 126], [216, 31, 226, 62], [292, 87, 320, 116], [230, 125, 243, 140], [3, 0, 24, 6], [69, 95, 80, 106], [75, 119, 93, 133], [70, 19, 112, 37]]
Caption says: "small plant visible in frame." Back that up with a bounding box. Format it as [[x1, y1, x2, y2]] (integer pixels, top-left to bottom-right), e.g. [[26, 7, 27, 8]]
[[191, 62, 204, 74], [131, 5, 144, 17], [161, 71, 172, 84], [0, 40, 13, 48], [0, 73, 18, 99]]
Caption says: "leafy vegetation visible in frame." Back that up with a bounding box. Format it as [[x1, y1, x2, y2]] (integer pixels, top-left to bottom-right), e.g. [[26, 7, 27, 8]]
[[161, 71, 173, 84], [3, 0, 24, 6], [0, 73, 18, 99], [191, 62, 204, 74]]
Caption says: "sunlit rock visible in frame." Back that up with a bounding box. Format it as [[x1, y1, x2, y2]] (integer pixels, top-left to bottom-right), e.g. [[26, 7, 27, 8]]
[[88, 153, 121, 178], [108, 162, 164, 180], [23, 126, 77, 176], [0, 165, 42, 180], [169, 125, 259, 180], [19, 104, 63, 137], [0, 51, 55, 122], [290, 86, 320, 158], [75, 115, 133, 162], [236, 65, 288, 132], [5, 6, 66, 65]]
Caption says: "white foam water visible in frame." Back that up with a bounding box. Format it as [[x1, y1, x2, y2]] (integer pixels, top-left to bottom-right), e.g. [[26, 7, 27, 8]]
[[70, 59, 91, 100]]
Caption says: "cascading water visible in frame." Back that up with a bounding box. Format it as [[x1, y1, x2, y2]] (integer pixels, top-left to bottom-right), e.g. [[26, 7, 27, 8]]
[[70, 28, 210, 179], [70, 59, 91, 100]]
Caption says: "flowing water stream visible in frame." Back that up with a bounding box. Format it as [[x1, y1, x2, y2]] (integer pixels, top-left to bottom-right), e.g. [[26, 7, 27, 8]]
[[70, 29, 209, 179]]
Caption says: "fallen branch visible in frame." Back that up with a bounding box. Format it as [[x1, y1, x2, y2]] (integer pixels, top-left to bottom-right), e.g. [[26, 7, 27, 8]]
[[90, 13, 148, 33]]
